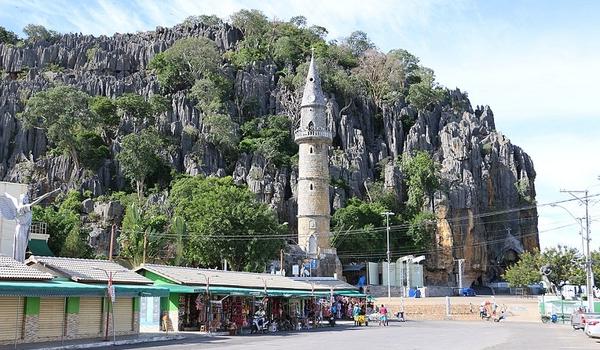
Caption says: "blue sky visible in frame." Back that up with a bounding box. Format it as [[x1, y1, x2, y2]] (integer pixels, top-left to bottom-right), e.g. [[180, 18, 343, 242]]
[[1, 0, 599, 251]]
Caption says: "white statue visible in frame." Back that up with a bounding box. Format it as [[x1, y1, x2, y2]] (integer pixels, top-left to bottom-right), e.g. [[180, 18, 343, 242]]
[[0, 188, 61, 262]]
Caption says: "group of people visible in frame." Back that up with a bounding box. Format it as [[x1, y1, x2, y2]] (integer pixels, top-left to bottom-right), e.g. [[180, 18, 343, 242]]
[[478, 301, 506, 322]]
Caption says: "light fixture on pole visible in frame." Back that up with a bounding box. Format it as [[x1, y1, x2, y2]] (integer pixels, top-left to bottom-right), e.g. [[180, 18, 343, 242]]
[[381, 211, 394, 300]]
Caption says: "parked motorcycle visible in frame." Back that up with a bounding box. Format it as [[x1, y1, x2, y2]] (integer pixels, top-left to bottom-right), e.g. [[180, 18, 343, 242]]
[[251, 311, 270, 334]]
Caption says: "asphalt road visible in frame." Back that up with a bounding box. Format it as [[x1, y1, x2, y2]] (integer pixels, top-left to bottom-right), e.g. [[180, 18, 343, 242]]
[[109, 320, 599, 350]]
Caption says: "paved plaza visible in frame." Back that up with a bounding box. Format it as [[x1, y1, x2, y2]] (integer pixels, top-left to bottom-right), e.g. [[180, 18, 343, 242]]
[[109, 320, 598, 350]]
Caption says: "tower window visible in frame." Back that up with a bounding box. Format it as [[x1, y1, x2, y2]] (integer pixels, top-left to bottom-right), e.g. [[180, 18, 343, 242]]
[[309, 77, 314, 82], [309, 183, 314, 191], [309, 147, 313, 154]]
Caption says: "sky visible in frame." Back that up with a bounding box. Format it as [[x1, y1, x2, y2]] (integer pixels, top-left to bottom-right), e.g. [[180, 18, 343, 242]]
[[0, 0, 598, 251]]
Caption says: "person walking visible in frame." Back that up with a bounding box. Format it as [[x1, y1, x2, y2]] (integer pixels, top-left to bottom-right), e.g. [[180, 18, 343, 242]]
[[379, 304, 388, 326]]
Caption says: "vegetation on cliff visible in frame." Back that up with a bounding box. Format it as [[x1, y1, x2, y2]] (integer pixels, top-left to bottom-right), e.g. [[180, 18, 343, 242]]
[[1, 9, 536, 275]]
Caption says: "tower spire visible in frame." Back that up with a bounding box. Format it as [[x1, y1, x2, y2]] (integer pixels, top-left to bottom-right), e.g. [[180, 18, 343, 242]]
[[301, 52, 324, 107]]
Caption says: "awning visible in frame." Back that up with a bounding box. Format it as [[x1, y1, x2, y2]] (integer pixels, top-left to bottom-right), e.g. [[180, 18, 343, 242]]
[[0, 280, 105, 297], [152, 282, 360, 298], [28, 239, 54, 256], [336, 290, 368, 297], [113, 284, 169, 297]]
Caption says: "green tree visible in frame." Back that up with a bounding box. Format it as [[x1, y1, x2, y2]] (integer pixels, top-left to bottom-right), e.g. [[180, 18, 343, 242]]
[[503, 250, 542, 287], [190, 78, 230, 113], [202, 114, 239, 155], [343, 30, 375, 57], [171, 216, 186, 266], [239, 115, 297, 168], [19, 86, 97, 170], [115, 93, 154, 131], [332, 198, 390, 256], [401, 151, 440, 212], [181, 15, 223, 27], [31, 190, 91, 258], [61, 222, 92, 258], [406, 211, 436, 247], [0, 26, 19, 45], [592, 250, 600, 288], [542, 246, 585, 291], [23, 24, 59, 42], [75, 131, 110, 170], [149, 37, 221, 93], [118, 203, 168, 267], [353, 50, 406, 111], [406, 67, 447, 110], [89, 96, 119, 136], [169, 176, 285, 271], [230, 9, 269, 36], [117, 129, 164, 198]]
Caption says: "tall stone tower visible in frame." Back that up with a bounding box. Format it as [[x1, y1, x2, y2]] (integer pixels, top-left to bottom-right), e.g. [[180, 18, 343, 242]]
[[294, 54, 335, 259]]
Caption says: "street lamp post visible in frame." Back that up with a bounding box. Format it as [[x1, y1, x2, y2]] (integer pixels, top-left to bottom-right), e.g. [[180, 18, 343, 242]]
[[92, 268, 126, 342], [381, 212, 394, 300], [197, 272, 216, 333], [554, 192, 595, 312]]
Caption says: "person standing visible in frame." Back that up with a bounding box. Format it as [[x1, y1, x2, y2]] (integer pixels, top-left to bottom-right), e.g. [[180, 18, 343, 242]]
[[353, 304, 361, 326]]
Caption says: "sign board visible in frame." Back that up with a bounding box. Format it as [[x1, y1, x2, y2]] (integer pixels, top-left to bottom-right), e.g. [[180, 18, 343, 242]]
[[292, 264, 299, 276]]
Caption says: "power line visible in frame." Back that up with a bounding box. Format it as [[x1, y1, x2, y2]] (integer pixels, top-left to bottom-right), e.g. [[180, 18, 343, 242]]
[[336, 218, 600, 260]]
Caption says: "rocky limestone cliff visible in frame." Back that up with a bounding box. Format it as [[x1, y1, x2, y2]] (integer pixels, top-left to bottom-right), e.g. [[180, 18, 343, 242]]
[[0, 22, 538, 286]]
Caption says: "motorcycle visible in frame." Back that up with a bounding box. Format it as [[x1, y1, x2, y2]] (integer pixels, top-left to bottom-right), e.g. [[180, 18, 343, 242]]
[[251, 314, 270, 334], [328, 314, 336, 327]]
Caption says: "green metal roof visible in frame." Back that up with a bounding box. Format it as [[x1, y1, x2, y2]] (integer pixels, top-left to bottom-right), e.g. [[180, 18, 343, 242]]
[[0, 279, 168, 297], [0, 280, 105, 297], [28, 239, 54, 257], [154, 282, 353, 298]]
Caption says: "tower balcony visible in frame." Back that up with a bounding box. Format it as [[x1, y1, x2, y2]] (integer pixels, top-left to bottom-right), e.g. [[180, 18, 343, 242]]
[[294, 127, 332, 143]]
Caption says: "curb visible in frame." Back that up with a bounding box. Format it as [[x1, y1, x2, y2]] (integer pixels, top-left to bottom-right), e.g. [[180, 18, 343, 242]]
[[36, 335, 186, 350]]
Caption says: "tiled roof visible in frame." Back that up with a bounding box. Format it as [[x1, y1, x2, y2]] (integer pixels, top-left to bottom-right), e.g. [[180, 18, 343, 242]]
[[0, 255, 53, 280], [27, 256, 151, 284], [137, 264, 357, 291]]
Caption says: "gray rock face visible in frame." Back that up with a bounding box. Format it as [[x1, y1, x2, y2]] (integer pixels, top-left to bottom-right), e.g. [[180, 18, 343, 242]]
[[0, 24, 537, 286]]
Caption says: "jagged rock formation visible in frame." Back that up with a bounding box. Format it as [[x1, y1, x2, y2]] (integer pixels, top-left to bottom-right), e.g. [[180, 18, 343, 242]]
[[0, 21, 538, 286]]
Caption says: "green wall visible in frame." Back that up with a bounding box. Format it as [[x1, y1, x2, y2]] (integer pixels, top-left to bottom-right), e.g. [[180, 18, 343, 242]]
[[133, 297, 140, 312], [161, 293, 179, 312], [66, 297, 80, 314], [24, 297, 40, 315]]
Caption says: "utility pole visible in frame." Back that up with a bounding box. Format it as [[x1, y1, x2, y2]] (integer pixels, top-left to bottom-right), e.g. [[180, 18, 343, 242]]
[[561, 189, 594, 312], [108, 224, 115, 261], [280, 249, 284, 276], [142, 231, 147, 265], [381, 212, 394, 300]]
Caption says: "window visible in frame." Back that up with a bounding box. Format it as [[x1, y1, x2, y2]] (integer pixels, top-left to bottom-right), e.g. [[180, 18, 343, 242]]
[[309, 147, 313, 154], [309, 183, 314, 191]]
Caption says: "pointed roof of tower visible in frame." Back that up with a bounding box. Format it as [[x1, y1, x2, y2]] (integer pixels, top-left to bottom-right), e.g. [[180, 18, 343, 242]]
[[301, 51, 325, 107]]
